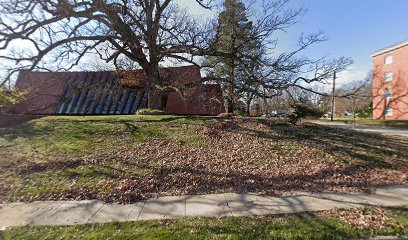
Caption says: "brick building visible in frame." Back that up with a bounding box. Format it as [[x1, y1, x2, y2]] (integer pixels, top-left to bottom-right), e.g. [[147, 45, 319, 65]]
[[371, 40, 408, 120], [11, 65, 224, 116]]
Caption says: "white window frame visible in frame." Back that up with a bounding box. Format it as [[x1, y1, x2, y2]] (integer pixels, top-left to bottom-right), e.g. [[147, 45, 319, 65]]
[[384, 107, 393, 116], [384, 55, 393, 65], [384, 72, 393, 82]]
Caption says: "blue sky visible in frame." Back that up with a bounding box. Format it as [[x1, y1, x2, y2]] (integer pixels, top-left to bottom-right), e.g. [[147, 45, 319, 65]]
[[4, 0, 407, 87], [179, 0, 408, 85], [286, 0, 408, 85]]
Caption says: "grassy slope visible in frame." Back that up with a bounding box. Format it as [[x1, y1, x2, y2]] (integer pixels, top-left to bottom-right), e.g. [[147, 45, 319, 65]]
[[0, 115, 407, 203], [0, 115, 214, 201], [324, 118, 408, 129], [1, 206, 407, 240]]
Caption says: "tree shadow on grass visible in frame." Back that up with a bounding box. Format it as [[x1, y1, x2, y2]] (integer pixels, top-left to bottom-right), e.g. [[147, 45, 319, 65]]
[[136, 164, 393, 198], [0, 114, 43, 128], [0, 115, 215, 142], [37, 115, 216, 124], [0, 121, 54, 142], [229, 120, 408, 170], [2, 117, 407, 204], [14, 156, 152, 178], [0, 116, 159, 142], [183, 211, 359, 239], [2, 145, 405, 204]]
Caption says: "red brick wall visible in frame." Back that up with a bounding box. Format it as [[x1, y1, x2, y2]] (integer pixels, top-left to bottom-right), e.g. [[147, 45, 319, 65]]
[[372, 44, 408, 120], [11, 68, 225, 116], [11, 71, 67, 114], [166, 84, 224, 115]]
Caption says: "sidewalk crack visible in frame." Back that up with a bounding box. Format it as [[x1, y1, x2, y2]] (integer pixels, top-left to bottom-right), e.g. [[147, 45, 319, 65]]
[[86, 202, 105, 224], [223, 194, 233, 216], [136, 202, 145, 221]]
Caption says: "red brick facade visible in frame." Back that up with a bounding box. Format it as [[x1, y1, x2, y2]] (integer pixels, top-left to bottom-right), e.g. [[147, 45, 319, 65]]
[[372, 41, 408, 120], [11, 66, 224, 116], [12, 71, 70, 114]]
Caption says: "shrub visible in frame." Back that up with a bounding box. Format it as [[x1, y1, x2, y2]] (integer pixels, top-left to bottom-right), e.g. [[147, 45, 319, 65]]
[[357, 102, 373, 118], [290, 104, 324, 125], [288, 114, 299, 126], [0, 87, 26, 114], [136, 108, 167, 115], [293, 104, 324, 118]]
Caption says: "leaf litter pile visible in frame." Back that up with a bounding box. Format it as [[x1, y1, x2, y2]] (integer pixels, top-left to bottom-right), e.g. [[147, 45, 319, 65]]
[[326, 207, 392, 229], [2, 119, 407, 203]]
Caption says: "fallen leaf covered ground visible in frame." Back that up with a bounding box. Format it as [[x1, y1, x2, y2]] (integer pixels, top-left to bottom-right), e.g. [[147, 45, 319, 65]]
[[0, 116, 407, 203], [326, 207, 390, 230]]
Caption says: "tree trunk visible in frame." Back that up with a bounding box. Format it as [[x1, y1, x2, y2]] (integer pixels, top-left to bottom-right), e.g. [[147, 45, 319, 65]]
[[146, 66, 162, 110], [245, 92, 253, 116], [226, 74, 235, 113], [147, 88, 162, 110], [246, 100, 251, 116], [227, 98, 234, 113]]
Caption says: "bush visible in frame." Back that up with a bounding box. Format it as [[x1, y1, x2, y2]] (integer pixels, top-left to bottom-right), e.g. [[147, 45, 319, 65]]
[[293, 104, 324, 118], [136, 108, 167, 115], [0, 87, 26, 114], [287, 114, 299, 126], [357, 102, 373, 118], [290, 104, 324, 125]]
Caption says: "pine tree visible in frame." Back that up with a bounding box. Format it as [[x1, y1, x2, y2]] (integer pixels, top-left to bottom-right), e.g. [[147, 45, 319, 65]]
[[205, 0, 255, 113]]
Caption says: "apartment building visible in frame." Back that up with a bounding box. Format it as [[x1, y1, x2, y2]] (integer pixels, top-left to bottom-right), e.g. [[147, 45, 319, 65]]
[[371, 40, 408, 120]]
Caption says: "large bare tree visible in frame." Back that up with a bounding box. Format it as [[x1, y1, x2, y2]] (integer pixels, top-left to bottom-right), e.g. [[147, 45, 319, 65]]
[[0, 0, 217, 109], [204, 0, 352, 114], [0, 0, 353, 113]]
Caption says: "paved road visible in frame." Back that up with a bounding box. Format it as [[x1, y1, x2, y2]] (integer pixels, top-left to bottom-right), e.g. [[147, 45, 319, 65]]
[[309, 120, 408, 138], [0, 184, 407, 229]]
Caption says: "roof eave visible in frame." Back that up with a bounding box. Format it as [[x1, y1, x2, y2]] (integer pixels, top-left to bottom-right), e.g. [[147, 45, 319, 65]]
[[370, 40, 408, 58]]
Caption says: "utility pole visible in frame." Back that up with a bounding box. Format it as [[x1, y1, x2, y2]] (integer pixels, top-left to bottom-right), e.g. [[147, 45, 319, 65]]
[[351, 96, 356, 128], [330, 71, 336, 122]]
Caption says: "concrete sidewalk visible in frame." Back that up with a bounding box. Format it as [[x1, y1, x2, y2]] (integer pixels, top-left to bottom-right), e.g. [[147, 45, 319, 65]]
[[309, 120, 408, 138], [1, 184, 407, 229]]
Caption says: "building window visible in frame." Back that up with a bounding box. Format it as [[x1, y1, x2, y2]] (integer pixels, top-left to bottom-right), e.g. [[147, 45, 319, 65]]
[[384, 55, 393, 64], [384, 72, 393, 82], [384, 107, 393, 116], [385, 88, 393, 100]]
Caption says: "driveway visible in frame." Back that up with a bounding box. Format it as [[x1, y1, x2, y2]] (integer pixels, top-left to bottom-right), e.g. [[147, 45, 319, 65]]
[[309, 120, 408, 138]]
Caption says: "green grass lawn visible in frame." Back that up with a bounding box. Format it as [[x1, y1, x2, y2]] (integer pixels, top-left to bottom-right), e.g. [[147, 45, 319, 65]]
[[0, 115, 407, 203], [1, 206, 407, 240], [324, 118, 408, 129], [0, 115, 215, 201]]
